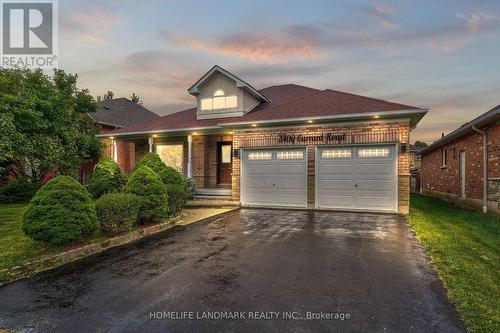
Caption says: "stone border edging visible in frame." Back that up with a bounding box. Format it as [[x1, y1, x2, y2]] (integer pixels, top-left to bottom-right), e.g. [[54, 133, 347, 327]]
[[0, 208, 240, 287]]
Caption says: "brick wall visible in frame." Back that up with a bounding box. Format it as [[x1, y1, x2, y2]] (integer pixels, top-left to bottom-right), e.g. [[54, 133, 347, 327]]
[[421, 124, 499, 204], [232, 122, 411, 213], [192, 134, 232, 188]]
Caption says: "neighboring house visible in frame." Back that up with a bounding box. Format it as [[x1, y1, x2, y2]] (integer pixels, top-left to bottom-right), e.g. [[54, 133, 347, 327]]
[[99, 65, 427, 214], [409, 144, 423, 171], [80, 98, 159, 184], [409, 144, 424, 193], [420, 105, 500, 214]]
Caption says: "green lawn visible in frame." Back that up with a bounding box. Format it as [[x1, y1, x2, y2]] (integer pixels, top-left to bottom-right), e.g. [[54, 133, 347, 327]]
[[0, 203, 226, 284], [408, 194, 500, 333], [0, 203, 108, 281]]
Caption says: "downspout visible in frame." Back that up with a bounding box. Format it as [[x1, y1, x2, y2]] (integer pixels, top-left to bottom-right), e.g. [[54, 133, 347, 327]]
[[472, 125, 488, 213]]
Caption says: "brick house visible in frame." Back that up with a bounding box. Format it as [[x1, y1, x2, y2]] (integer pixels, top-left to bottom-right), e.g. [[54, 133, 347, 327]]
[[100, 65, 427, 214], [80, 98, 159, 184], [420, 106, 500, 214]]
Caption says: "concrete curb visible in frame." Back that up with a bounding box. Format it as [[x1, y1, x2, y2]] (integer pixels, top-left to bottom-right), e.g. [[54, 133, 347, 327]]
[[0, 208, 240, 287]]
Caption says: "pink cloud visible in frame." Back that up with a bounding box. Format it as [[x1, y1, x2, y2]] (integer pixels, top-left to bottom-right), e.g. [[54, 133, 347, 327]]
[[161, 31, 324, 64], [458, 10, 499, 33]]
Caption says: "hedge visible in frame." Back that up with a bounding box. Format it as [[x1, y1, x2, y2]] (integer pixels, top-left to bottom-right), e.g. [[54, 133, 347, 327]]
[[158, 166, 185, 186], [88, 156, 125, 199], [134, 153, 167, 174], [165, 183, 187, 216], [95, 193, 139, 233], [0, 177, 37, 203], [124, 166, 169, 223], [22, 176, 98, 245]]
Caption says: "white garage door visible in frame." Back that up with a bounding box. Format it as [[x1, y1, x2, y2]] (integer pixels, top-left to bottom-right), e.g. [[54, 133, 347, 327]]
[[316, 145, 397, 212], [241, 148, 307, 208]]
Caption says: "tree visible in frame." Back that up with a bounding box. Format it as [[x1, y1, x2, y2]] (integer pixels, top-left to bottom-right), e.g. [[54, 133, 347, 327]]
[[103, 90, 114, 100], [414, 140, 428, 148], [130, 93, 143, 105], [0, 68, 102, 184]]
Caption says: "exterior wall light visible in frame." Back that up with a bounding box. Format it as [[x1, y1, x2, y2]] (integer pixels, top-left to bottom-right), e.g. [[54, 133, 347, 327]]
[[308, 120, 314, 123], [252, 124, 257, 127], [374, 115, 380, 119]]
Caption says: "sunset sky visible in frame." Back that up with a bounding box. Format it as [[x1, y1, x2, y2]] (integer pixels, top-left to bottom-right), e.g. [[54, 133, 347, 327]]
[[59, 0, 500, 143]]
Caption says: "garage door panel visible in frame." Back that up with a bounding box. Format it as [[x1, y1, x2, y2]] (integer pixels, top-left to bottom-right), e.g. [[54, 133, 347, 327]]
[[356, 181, 394, 191], [320, 179, 354, 190], [356, 195, 394, 210], [318, 164, 353, 175], [275, 181, 305, 190], [242, 148, 306, 208], [317, 195, 355, 208], [317, 145, 396, 212]]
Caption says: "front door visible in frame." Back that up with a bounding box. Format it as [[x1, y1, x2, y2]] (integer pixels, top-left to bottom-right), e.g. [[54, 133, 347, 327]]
[[217, 142, 232, 185], [460, 151, 466, 198]]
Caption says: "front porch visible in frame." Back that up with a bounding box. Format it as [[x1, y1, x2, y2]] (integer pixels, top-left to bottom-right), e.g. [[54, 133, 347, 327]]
[[109, 133, 235, 198]]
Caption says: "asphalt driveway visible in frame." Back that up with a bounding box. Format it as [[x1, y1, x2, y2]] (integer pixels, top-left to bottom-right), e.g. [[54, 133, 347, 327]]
[[0, 209, 464, 332]]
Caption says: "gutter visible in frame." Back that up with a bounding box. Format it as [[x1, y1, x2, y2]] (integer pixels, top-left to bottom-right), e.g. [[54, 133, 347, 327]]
[[472, 125, 488, 213], [220, 108, 427, 127]]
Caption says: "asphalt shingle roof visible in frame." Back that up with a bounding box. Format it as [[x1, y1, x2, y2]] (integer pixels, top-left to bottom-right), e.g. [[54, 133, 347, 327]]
[[89, 98, 159, 128], [110, 84, 420, 134]]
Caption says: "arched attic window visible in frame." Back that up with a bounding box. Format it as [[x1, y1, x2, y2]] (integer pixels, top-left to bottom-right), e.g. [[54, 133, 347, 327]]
[[200, 89, 238, 111]]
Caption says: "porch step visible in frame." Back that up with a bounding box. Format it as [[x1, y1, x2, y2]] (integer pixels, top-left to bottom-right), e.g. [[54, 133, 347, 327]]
[[187, 197, 239, 208], [194, 188, 231, 197]]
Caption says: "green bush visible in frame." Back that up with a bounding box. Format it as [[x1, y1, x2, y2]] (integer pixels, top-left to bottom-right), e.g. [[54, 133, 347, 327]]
[[95, 193, 139, 233], [134, 153, 167, 174], [22, 176, 98, 245], [0, 177, 37, 203], [165, 183, 187, 216], [124, 166, 169, 223], [158, 166, 185, 186], [184, 176, 195, 200], [88, 157, 125, 199]]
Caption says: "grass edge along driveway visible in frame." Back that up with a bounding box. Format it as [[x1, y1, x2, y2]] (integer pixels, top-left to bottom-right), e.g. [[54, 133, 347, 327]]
[[407, 194, 499, 333], [0, 203, 232, 284]]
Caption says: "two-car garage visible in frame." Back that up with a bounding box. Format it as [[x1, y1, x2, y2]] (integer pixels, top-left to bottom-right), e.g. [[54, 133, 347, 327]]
[[240, 145, 397, 212]]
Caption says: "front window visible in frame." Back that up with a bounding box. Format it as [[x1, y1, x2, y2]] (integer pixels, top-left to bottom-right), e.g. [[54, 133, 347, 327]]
[[442, 147, 448, 167], [82, 171, 90, 186], [200, 90, 238, 111], [156, 144, 184, 172], [221, 145, 232, 163]]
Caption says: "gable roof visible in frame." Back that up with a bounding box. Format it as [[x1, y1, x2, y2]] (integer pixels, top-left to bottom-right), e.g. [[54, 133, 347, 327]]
[[187, 65, 269, 102], [103, 84, 426, 137], [420, 105, 500, 155], [88, 98, 159, 128]]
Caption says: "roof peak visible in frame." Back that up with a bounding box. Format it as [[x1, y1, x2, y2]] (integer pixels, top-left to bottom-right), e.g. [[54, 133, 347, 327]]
[[187, 65, 269, 103]]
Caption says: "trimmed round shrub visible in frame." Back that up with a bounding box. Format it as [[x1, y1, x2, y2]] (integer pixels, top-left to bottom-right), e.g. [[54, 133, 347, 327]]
[[88, 157, 125, 199], [22, 176, 98, 245], [95, 193, 139, 233], [0, 177, 37, 203], [158, 166, 185, 186], [124, 166, 169, 223], [134, 153, 167, 174], [165, 183, 187, 216]]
